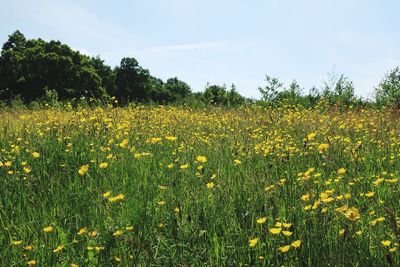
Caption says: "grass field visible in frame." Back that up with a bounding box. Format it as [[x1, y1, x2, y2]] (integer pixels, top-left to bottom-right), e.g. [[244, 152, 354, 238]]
[[0, 104, 399, 266]]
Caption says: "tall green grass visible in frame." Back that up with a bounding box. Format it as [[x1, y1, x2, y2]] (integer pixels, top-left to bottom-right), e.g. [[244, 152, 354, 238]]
[[0, 106, 399, 266]]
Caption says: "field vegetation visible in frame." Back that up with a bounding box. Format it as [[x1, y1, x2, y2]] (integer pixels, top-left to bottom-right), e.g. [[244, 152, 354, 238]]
[[1, 103, 399, 266]]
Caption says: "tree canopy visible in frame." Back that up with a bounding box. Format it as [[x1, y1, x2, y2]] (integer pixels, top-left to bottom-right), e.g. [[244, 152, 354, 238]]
[[0, 30, 205, 105]]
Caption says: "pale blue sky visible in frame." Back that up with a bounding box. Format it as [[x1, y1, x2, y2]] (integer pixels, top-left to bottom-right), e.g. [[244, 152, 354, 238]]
[[1, 0, 399, 99]]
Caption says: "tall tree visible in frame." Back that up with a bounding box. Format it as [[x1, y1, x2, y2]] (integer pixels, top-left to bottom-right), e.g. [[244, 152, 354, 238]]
[[91, 56, 116, 96], [163, 77, 191, 102], [0, 31, 108, 102], [115, 57, 151, 102], [0, 30, 27, 100], [227, 84, 245, 106], [203, 84, 229, 105]]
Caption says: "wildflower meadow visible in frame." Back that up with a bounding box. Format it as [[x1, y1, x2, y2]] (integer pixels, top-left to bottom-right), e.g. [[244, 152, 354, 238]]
[[0, 104, 399, 266]]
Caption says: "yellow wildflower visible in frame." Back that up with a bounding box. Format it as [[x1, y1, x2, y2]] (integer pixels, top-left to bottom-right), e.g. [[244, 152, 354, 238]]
[[248, 237, 259, 247], [27, 260, 37, 266], [233, 159, 241, 165], [180, 163, 189, 170], [53, 245, 64, 253], [278, 245, 291, 253], [307, 132, 316, 140], [99, 162, 108, 169], [113, 230, 123, 237], [317, 143, 330, 152], [364, 191, 375, 197], [165, 136, 177, 141], [269, 228, 282, 235], [103, 191, 111, 198], [78, 164, 89, 175], [108, 193, 125, 203], [282, 231, 293, 236], [119, 139, 129, 148], [339, 229, 345, 236], [43, 225, 54, 233], [301, 194, 310, 201], [291, 240, 302, 248], [88, 231, 97, 237], [77, 228, 87, 235], [256, 217, 267, 224], [11, 240, 23, 246], [196, 155, 207, 163], [344, 207, 360, 221]]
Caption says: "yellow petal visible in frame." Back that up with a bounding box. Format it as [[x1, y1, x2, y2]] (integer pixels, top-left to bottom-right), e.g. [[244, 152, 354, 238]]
[[256, 217, 267, 224], [291, 240, 302, 248], [278, 245, 291, 253], [269, 228, 282, 235]]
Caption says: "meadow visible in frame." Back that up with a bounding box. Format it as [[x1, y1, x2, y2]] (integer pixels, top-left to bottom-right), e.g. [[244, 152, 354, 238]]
[[0, 104, 399, 266]]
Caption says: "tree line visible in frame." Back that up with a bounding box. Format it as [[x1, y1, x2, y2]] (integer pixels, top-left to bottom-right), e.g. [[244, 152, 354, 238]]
[[0, 31, 247, 107], [1, 30, 399, 108]]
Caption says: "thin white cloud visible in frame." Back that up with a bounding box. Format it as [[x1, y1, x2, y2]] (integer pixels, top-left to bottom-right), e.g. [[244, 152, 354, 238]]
[[10, 0, 145, 51], [143, 41, 228, 54]]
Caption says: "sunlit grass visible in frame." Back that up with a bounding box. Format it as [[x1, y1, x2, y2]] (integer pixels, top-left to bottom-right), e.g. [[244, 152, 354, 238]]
[[0, 105, 399, 266]]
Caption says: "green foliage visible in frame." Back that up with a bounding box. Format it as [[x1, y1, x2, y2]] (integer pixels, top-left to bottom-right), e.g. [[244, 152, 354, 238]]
[[375, 66, 400, 106], [115, 57, 151, 103], [91, 56, 116, 95], [203, 84, 229, 105], [0, 31, 108, 102], [274, 80, 303, 106], [322, 72, 355, 105], [227, 84, 246, 106], [258, 73, 359, 108], [258, 75, 283, 103], [163, 77, 192, 103], [41, 87, 60, 108], [148, 77, 192, 104], [10, 95, 25, 109]]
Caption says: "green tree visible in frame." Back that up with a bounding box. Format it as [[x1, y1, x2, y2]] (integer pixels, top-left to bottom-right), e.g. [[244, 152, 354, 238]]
[[322, 72, 355, 105], [375, 66, 400, 106], [203, 84, 229, 105], [163, 77, 191, 103], [0, 31, 108, 102], [227, 84, 245, 106], [91, 56, 116, 96], [0, 30, 27, 100], [115, 57, 151, 103], [307, 86, 320, 107], [148, 76, 166, 103], [258, 75, 283, 103], [275, 80, 303, 105]]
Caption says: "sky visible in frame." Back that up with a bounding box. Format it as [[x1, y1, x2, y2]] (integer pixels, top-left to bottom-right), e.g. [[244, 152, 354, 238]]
[[1, 0, 399, 99]]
